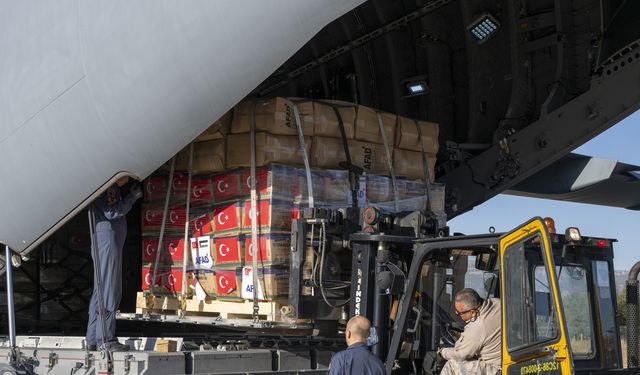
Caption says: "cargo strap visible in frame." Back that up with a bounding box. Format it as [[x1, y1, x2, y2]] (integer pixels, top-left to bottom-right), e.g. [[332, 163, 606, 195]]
[[377, 113, 400, 213], [292, 103, 314, 209], [413, 120, 433, 213], [250, 100, 261, 321], [329, 105, 361, 209], [179, 143, 195, 316], [150, 157, 176, 297]]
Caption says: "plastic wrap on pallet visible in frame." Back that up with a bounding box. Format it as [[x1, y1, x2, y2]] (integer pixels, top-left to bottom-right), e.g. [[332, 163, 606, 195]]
[[296, 168, 352, 208], [361, 175, 446, 214], [241, 266, 289, 300]]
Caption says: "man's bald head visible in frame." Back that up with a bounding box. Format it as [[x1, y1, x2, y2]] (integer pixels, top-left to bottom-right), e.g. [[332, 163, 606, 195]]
[[345, 315, 371, 346]]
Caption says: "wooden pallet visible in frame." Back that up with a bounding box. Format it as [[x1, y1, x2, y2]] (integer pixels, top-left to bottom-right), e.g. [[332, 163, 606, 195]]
[[135, 292, 288, 321]]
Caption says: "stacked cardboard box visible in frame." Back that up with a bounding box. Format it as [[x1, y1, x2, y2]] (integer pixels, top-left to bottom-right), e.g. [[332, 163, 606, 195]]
[[224, 98, 438, 181], [140, 97, 442, 302]]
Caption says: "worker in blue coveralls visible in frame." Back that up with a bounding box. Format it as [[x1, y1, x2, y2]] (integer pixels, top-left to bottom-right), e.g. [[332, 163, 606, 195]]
[[86, 176, 142, 352], [328, 315, 386, 375]]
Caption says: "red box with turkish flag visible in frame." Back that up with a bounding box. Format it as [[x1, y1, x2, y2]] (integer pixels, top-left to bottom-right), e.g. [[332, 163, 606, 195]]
[[214, 268, 243, 299], [241, 199, 294, 234], [141, 204, 187, 235], [244, 233, 290, 266], [141, 266, 167, 292], [190, 176, 214, 206], [142, 238, 161, 263], [143, 172, 191, 203], [143, 174, 169, 202], [213, 235, 244, 266], [212, 201, 242, 235], [189, 211, 214, 237], [212, 171, 241, 202], [164, 237, 187, 264], [141, 266, 193, 295], [164, 268, 193, 295], [240, 165, 295, 199]]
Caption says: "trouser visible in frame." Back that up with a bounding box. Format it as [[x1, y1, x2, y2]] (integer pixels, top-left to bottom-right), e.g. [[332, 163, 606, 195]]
[[441, 359, 501, 375], [86, 221, 125, 346]]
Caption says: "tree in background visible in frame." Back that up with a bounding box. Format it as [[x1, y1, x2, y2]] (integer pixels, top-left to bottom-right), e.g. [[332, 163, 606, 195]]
[[617, 289, 627, 326]]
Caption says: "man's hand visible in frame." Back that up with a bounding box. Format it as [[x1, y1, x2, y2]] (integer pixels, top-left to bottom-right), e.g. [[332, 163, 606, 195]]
[[130, 184, 143, 201], [436, 348, 447, 368]]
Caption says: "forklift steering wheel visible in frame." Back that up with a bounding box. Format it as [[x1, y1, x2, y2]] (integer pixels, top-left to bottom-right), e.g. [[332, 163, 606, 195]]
[[440, 323, 464, 348]]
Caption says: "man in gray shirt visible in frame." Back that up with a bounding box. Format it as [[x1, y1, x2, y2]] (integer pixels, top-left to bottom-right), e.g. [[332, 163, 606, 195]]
[[439, 288, 501, 375]]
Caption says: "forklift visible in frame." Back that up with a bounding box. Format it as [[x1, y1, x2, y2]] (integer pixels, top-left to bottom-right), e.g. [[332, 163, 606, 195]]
[[350, 215, 635, 374]]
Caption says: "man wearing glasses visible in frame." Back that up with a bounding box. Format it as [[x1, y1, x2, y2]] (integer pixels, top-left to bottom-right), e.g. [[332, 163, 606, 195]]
[[439, 288, 501, 375]]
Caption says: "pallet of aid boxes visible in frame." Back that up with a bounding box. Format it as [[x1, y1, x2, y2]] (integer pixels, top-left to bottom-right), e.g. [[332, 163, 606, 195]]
[[140, 113, 228, 298], [191, 164, 298, 303]]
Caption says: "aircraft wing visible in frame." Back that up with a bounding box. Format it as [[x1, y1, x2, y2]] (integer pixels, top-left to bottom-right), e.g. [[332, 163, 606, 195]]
[[0, 1, 364, 260], [506, 153, 640, 210]]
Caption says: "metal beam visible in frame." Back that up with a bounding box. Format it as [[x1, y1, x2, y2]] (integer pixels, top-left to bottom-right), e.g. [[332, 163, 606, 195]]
[[259, 0, 454, 96], [440, 41, 640, 218]]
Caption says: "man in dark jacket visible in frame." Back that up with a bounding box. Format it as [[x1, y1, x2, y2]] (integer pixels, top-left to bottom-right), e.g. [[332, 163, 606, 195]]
[[328, 315, 386, 375], [85, 176, 142, 352]]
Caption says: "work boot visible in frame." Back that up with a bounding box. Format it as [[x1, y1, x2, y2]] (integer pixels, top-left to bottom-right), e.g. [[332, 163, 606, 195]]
[[105, 342, 131, 352], [86, 344, 97, 351]]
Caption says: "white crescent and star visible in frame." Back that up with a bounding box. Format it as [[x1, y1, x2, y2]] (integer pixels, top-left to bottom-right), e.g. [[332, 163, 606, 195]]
[[218, 244, 231, 257], [217, 212, 229, 226], [218, 275, 230, 290], [192, 186, 202, 198], [168, 242, 178, 255], [217, 180, 228, 193]]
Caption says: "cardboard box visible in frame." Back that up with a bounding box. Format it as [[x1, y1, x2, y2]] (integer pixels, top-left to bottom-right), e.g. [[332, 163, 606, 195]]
[[296, 169, 352, 207], [143, 174, 169, 202], [141, 266, 165, 291], [143, 172, 190, 203], [175, 139, 225, 174], [194, 110, 232, 142], [395, 116, 439, 154], [244, 234, 290, 266], [142, 205, 212, 236], [193, 270, 216, 297], [190, 236, 214, 269], [311, 137, 390, 176], [242, 199, 293, 234], [240, 165, 295, 200], [313, 102, 356, 139], [165, 268, 193, 295], [164, 237, 188, 264], [189, 211, 214, 237], [141, 267, 192, 296], [212, 170, 242, 202], [393, 149, 436, 181], [213, 235, 244, 266], [142, 203, 164, 234], [241, 266, 289, 300], [225, 132, 311, 169], [232, 98, 313, 135], [365, 175, 394, 203], [354, 106, 396, 145], [215, 268, 243, 299], [190, 176, 214, 206], [155, 339, 178, 353], [142, 238, 161, 263], [212, 201, 242, 235]]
